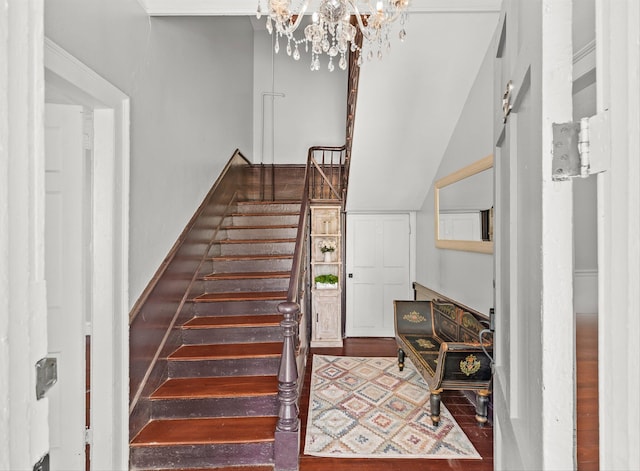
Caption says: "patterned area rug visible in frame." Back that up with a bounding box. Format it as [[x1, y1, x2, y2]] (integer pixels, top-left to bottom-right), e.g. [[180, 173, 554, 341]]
[[304, 355, 481, 459]]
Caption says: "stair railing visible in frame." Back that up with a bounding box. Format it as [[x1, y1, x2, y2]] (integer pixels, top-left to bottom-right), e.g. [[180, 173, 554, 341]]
[[308, 145, 347, 202], [275, 146, 347, 470]]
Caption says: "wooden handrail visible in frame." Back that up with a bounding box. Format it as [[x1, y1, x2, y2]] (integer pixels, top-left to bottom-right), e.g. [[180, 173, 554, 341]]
[[128, 149, 251, 324], [129, 149, 254, 433], [286, 164, 310, 307], [342, 22, 362, 205]]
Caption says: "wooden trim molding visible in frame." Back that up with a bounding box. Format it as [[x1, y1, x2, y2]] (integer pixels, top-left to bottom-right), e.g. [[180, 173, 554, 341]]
[[434, 154, 494, 254]]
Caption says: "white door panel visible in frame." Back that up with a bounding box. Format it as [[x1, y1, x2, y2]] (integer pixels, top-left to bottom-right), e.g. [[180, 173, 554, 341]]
[[346, 213, 412, 337], [351, 283, 380, 330], [45, 103, 86, 471]]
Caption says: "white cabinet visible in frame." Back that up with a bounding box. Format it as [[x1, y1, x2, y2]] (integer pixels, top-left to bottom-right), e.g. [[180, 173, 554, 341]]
[[310, 205, 343, 347]]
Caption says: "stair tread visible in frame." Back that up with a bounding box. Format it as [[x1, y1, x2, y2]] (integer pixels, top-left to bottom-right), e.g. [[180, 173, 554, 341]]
[[169, 342, 282, 360], [211, 254, 293, 261], [194, 291, 287, 302], [218, 238, 296, 245], [237, 200, 300, 205], [131, 416, 278, 446], [152, 375, 279, 399], [222, 224, 297, 230], [183, 314, 282, 329], [230, 212, 299, 217], [202, 271, 290, 280]]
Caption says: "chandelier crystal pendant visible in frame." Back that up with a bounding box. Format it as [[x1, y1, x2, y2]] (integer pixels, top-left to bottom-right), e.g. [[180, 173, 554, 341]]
[[256, 0, 409, 71]]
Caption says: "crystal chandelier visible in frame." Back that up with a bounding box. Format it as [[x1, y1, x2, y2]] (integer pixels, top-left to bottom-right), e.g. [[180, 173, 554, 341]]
[[256, 0, 410, 71]]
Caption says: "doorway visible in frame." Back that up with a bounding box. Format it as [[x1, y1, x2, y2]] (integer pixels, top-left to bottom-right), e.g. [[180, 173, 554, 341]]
[[572, 1, 599, 467], [44, 39, 130, 470]]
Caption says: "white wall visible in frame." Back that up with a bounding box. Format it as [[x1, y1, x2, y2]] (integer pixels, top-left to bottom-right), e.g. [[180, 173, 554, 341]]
[[415, 43, 494, 314], [413, 6, 598, 316], [573, 81, 597, 314], [252, 26, 346, 164], [346, 12, 498, 212], [45, 1, 254, 304], [572, 82, 597, 272]]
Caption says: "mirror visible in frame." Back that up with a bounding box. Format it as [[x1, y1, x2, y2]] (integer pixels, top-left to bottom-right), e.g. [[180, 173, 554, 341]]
[[434, 155, 493, 254]]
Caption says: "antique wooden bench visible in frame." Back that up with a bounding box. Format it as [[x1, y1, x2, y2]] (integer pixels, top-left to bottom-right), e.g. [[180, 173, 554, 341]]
[[394, 293, 493, 426]]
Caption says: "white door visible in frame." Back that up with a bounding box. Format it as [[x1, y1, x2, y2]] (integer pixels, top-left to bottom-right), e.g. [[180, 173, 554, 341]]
[[45, 103, 87, 470], [346, 213, 412, 337], [492, 1, 574, 469]]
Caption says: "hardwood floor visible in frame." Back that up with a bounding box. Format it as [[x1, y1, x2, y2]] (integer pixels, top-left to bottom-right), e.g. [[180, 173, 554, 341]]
[[298, 338, 493, 471], [577, 313, 599, 471], [298, 314, 599, 471]]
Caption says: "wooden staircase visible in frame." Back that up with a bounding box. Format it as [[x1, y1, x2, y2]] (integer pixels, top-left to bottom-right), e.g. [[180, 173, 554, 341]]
[[130, 200, 302, 470]]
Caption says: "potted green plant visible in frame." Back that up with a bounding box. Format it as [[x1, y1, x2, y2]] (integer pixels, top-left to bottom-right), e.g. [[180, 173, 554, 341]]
[[314, 274, 338, 289]]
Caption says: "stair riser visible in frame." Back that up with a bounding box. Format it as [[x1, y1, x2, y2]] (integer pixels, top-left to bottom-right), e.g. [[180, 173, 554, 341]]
[[130, 442, 274, 470], [191, 299, 284, 316], [182, 326, 284, 345], [219, 241, 295, 256], [151, 395, 278, 419], [168, 357, 280, 378], [229, 214, 299, 226], [237, 203, 301, 214], [212, 258, 293, 273], [198, 277, 290, 293], [221, 227, 298, 240]]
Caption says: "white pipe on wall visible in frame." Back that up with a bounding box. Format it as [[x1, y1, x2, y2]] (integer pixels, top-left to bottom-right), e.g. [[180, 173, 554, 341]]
[[261, 91, 285, 164]]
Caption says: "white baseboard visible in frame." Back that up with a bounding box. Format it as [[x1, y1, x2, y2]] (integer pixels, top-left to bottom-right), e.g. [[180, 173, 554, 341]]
[[574, 269, 598, 314]]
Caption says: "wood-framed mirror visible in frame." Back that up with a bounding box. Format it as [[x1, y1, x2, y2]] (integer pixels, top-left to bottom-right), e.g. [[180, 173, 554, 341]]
[[434, 154, 493, 254]]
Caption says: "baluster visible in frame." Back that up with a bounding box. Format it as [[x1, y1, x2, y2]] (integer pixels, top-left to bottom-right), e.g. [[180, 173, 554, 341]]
[[276, 301, 299, 431], [275, 301, 300, 471]]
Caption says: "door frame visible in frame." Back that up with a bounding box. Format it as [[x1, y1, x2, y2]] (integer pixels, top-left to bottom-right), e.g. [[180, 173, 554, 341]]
[[595, 1, 640, 468], [492, 1, 575, 468], [0, 3, 48, 467], [45, 39, 130, 471]]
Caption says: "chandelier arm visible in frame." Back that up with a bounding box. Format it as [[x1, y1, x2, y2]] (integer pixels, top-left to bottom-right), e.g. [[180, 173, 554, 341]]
[[349, 6, 379, 43], [349, 1, 406, 37], [276, 0, 310, 36]]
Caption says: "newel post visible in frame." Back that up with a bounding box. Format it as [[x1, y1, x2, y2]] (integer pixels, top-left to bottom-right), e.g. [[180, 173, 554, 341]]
[[274, 301, 300, 471]]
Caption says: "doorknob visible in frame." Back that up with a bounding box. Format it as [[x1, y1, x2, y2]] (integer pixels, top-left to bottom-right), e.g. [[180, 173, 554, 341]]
[[348, 273, 353, 278]]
